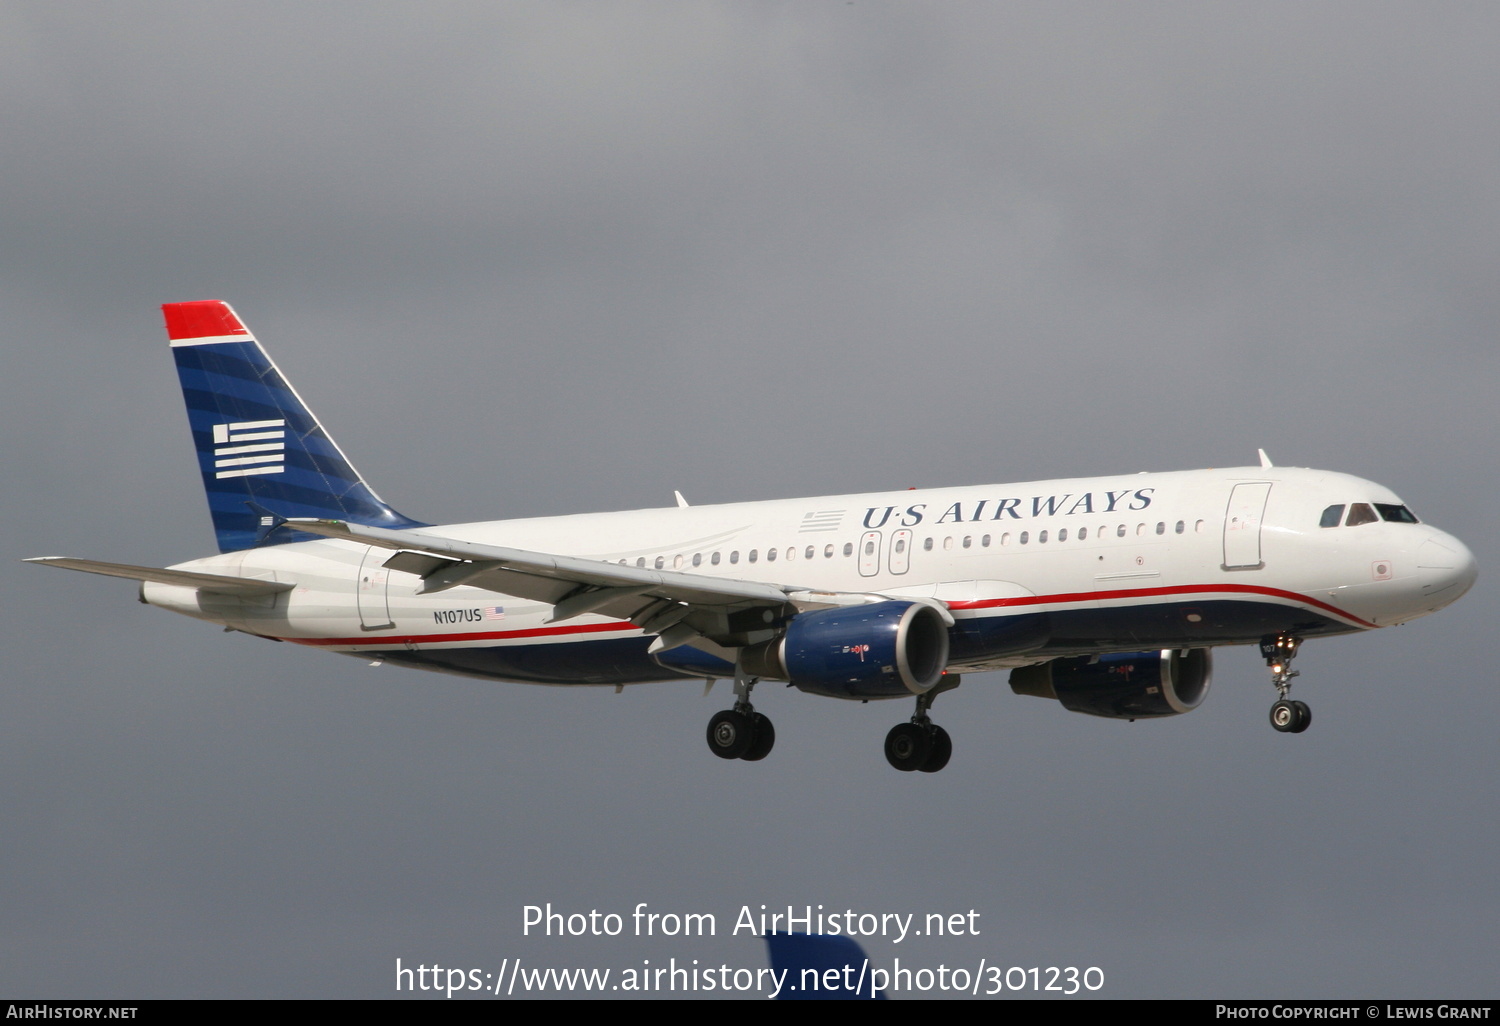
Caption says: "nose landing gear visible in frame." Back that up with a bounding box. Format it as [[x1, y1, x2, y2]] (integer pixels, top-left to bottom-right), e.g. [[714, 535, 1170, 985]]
[[884, 675, 960, 772], [1261, 634, 1311, 733]]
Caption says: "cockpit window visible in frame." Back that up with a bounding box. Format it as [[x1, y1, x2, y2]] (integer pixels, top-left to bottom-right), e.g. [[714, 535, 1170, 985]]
[[1319, 504, 1345, 528], [1375, 503, 1420, 524], [1345, 503, 1379, 527]]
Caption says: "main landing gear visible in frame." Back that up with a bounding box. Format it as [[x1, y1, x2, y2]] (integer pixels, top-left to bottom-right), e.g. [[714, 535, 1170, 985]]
[[706, 675, 775, 762], [884, 675, 961, 773], [1261, 634, 1311, 734]]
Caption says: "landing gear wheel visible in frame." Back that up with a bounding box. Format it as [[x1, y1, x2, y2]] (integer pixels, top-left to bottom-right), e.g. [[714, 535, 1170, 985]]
[[741, 713, 776, 761], [918, 725, 952, 773], [885, 722, 932, 772], [707, 710, 754, 759], [1290, 700, 1312, 734], [1270, 699, 1302, 733]]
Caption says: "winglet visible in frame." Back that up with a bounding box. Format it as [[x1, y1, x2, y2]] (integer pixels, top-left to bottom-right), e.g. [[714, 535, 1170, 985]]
[[1258, 448, 1274, 469], [674, 490, 689, 508]]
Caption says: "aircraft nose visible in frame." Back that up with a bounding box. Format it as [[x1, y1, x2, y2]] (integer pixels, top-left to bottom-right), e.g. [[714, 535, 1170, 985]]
[[1416, 531, 1477, 609]]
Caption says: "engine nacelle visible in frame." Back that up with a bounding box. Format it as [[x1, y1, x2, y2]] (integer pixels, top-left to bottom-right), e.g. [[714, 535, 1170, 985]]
[[1009, 648, 1213, 720], [741, 600, 951, 700]]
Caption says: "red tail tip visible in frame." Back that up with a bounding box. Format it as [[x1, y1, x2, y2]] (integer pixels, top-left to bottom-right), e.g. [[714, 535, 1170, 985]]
[[161, 301, 249, 341]]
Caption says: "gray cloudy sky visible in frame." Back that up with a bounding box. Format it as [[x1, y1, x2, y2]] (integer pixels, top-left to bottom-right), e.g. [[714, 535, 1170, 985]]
[[3, 1, 1496, 999]]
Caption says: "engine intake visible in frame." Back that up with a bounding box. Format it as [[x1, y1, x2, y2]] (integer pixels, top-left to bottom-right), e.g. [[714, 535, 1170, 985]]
[[1009, 648, 1212, 719], [741, 600, 950, 700]]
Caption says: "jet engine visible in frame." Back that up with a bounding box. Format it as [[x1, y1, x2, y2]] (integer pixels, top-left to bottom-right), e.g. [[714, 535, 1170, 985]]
[[740, 600, 950, 700], [1009, 648, 1212, 719]]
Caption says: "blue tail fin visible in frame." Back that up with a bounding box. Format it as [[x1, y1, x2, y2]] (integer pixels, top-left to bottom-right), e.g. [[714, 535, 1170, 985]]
[[165, 300, 426, 553]]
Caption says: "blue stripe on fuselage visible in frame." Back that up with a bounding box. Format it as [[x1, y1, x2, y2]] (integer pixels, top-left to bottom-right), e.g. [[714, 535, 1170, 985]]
[[345, 599, 1353, 687]]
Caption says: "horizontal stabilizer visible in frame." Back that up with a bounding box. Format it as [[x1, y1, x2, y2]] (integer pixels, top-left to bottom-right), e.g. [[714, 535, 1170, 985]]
[[24, 557, 294, 596]]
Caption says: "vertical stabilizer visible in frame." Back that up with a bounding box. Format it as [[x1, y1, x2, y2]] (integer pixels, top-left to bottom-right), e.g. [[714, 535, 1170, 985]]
[[165, 301, 425, 552]]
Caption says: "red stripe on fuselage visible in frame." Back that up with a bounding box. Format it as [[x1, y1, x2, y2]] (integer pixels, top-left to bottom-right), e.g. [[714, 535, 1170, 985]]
[[273, 582, 1372, 648], [287, 619, 638, 648]]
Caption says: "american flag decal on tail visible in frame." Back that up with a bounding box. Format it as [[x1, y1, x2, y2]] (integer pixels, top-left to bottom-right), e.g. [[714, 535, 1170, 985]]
[[212, 419, 287, 479]]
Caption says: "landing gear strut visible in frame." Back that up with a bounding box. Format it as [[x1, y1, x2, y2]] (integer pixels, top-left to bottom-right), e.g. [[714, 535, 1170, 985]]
[[1261, 634, 1311, 734], [706, 672, 775, 761], [885, 675, 960, 772]]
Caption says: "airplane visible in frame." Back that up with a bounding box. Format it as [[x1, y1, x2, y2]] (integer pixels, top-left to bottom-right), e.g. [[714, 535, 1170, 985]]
[[27, 301, 1477, 772]]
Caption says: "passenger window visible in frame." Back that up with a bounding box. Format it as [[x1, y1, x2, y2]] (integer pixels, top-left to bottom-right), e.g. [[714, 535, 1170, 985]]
[[843, 542, 854, 556], [1175, 521, 1184, 534], [1038, 530, 1048, 544], [711, 551, 721, 565], [767, 548, 777, 562], [729, 551, 739, 564], [981, 534, 991, 547], [1155, 522, 1165, 535], [1001, 533, 1010, 546], [824, 544, 834, 558], [1346, 503, 1379, 527], [1116, 525, 1126, 538], [654, 556, 664, 570], [1019, 531, 1029, 545], [1195, 520, 1205, 533], [749, 549, 758, 563], [786, 547, 796, 561], [1078, 527, 1087, 540], [923, 537, 934, 551], [1375, 503, 1420, 524], [673, 555, 684, 569], [864, 540, 875, 555], [637, 557, 646, 568], [1319, 504, 1345, 528], [962, 536, 972, 549], [692, 553, 702, 567], [893, 539, 905, 554], [943, 537, 954, 551], [1058, 528, 1068, 542]]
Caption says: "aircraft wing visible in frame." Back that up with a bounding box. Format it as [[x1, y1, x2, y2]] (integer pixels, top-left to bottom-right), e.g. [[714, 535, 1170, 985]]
[[283, 518, 909, 651], [25, 557, 295, 596]]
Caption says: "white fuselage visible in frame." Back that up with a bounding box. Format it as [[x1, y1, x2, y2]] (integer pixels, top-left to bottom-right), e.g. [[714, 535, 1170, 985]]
[[141, 465, 1476, 688]]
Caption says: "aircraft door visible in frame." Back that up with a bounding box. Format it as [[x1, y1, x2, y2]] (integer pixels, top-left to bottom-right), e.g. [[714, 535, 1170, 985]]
[[357, 546, 396, 630], [859, 531, 882, 577], [1222, 482, 1273, 570], [888, 529, 912, 575]]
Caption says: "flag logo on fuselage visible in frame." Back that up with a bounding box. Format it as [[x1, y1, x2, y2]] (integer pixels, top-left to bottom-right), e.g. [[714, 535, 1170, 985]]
[[212, 419, 287, 479]]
